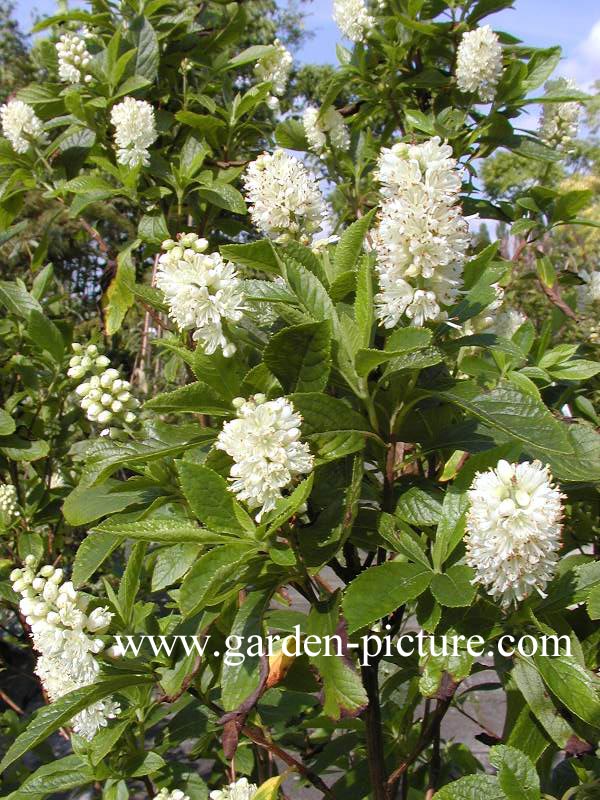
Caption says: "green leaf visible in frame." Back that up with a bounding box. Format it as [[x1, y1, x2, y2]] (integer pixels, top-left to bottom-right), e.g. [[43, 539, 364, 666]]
[[89, 720, 129, 766], [226, 44, 273, 69], [264, 474, 314, 535], [145, 381, 231, 415], [118, 540, 146, 625], [549, 360, 600, 381], [252, 776, 286, 800], [587, 584, 600, 620], [275, 118, 309, 150], [343, 562, 432, 633], [221, 590, 271, 711], [538, 561, 600, 612], [197, 182, 246, 214], [0, 280, 43, 318], [536, 255, 556, 288], [290, 393, 371, 437], [356, 329, 432, 376], [72, 533, 122, 587], [430, 565, 477, 608], [0, 409, 15, 436], [523, 46, 562, 91], [9, 754, 93, 798], [435, 775, 505, 800], [130, 15, 159, 81], [151, 542, 200, 591], [27, 310, 64, 362], [489, 745, 540, 800], [434, 381, 574, 456], [177, 462, 254, 533], [264, 321, 331, 392], [92, 519, 235, 545], [354, 255, 373, 349], [220, 240, 278, 273], [63, 480, 161, 526], [512, 657, 574, 748], [396, 486, 442, 527], [138, 212, 170, 244], [102, 245, 135, 335], [533, 653, 600, 728], [307, 593, 368, 718], [175, 111, 226, 140], [179, 543, 257, 617], [0, 436, 49, 462], [332, 210, 376, 279], [0, 674, 152, 772]]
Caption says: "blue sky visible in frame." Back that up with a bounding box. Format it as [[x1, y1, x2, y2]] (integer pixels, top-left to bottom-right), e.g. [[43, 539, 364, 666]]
[[14, 0, 600, 86]]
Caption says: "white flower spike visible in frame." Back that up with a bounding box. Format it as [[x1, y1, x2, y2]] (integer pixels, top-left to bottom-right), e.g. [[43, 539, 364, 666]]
[[333, 0, 375, 43], [56, 32, 93, 84], [373, 137, 469, 328], [110, 97, 157, 168], [243, 150, 326, 243], [216, 395, 314, 521], [465, 460, 564, 607], [0, 100, 45, 154], [456, 25, 503, 103], [303, 106, 350, 155], [156, 232, 244, 357], [209, 777, 258, 800]]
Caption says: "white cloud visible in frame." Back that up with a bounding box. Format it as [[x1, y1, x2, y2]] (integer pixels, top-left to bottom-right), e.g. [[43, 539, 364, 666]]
[[560, 18, 600, 88]]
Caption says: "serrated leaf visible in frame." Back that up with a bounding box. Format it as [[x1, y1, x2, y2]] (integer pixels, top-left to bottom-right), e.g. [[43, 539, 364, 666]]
[[332, 210, 376, 279], [72, 533, 122, 587], [264, 321, 331, 392], [102, 245, 135, 335], [92, 519, 235, 545], [275, 118, 309, 150], [179, 543, 256, 617], [0, 675, 152, 772], [489, 744, 540, 800], [145, 381, 231, 415], [177, 462, 254, 533], [396, 486, 442, 526], [290, 393, 371, 436], [0, 408, 15, 436], [9, 754, 93, 798], [307, 593, 367, 718], [344, 562, 432, 633], [221, 590, 271, 711], [435, 775, 505, 800], [130, 15, 159, 81], [220, 240, 278, 273], [533, 653, 600, 727], [197, 182, 246, 214], [431, 565, 477, 608]]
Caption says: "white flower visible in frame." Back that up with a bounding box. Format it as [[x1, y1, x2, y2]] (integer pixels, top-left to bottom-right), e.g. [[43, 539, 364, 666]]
[[333, 0, 374, 43], [456, 25, 503, 102], [488, 307, 527, 338], [75, 366, 139, 438], [373, 138, 469, 328], [539, 79, 581, 152], [255, 39, 292, 98], [465, 460, 564, 606], [11, 561, 118, 739], [156, 233, 244, 357], [0, 484, 18, 520], [68, 342, 110, 381], [216, 395, 314, 521], [110, 97, 157, 168], [209, 777, 258, 800], [0, 100, 45, 154], [575, 270, 600, 313], [56, 32, 93, 84], [303, 106, 350, 154], [154, 789, 190, 800], [243, 150, 326, 243]]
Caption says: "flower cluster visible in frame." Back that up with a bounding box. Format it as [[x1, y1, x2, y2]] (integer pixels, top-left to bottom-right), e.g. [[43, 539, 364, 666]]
[[67, 342, 110, 381], [243, 150, 326, 243], [216, 395, 314, 521], [333, 0, 374, 43], [154, 790, 189, 800], [56, 32, 93, 84], [210, 777, 258, 800], [465, 460, 564, 607], [156, 233, 244, 357], [575, 269, 600, 314], [303, 106, 350, 154], [75, 367, 139, 438], [110, 97, 157, 168], [0, 100, 45, 154], [373, 137, 469, 328], [254, 39, 292, 109], [0, 483, 18, 521], [456, 25, 503, 102], [539, 78, 581, 152], [10, 557, 118, 739]]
